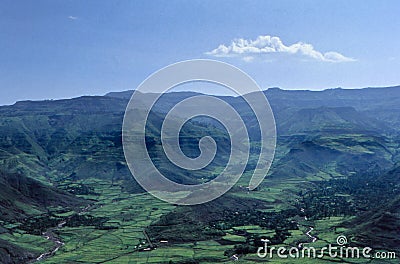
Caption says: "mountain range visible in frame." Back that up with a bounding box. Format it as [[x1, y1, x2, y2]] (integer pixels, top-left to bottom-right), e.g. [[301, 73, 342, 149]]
[[0, 86, 399, 263]]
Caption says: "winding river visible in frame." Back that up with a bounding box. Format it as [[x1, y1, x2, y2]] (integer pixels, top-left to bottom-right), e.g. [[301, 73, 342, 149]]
[[33, 204, 92, 263]]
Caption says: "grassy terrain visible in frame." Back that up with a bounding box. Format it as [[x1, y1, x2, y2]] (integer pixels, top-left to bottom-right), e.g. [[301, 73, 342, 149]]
[[39, 178, 177, 263], [0, 89, 399, 263]]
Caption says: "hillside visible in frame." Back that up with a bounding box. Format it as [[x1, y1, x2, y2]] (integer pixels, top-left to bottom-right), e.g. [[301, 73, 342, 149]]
[[0, 171, 84, 221], [0, 86, 399, 263]]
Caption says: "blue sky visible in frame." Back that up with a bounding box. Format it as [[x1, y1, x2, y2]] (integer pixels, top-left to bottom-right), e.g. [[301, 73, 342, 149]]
[[0, 0, 399, 105]]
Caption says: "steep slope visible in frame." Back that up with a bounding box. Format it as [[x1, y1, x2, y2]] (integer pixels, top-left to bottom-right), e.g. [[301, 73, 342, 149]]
[[278, 106, 390, 135], [265, 86, 400, 131], [267, 132, 395, 184], [0, 238, 35, 264], [346, 166, 400, 252], [0, 171, 84, 221], [0, 171, 86, 264], [350, 195, 400, 252], [0, 94, 231, 187]]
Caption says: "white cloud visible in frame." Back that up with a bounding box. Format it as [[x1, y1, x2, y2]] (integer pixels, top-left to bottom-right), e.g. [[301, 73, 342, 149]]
[[68, 16, 78, 20], [206, 35, 356, 63]]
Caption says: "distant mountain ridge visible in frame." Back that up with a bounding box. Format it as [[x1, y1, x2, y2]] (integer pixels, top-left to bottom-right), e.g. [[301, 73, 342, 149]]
[[104, 85, 400, 101], [103, 85, 400, 133]]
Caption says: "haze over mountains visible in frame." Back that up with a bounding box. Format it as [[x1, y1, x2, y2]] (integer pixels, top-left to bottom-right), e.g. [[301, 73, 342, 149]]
[[106, 85, 400, 134], [0, 85, 399, 263]]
